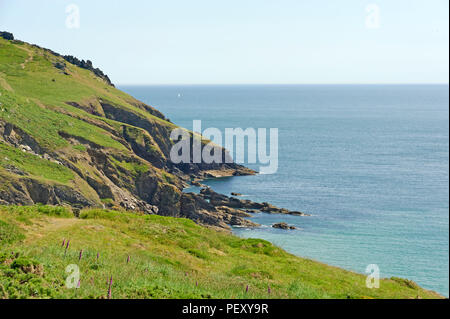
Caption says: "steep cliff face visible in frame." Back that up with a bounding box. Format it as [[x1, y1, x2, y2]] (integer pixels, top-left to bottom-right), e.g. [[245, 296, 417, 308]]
[[0, 34, 254, 229]]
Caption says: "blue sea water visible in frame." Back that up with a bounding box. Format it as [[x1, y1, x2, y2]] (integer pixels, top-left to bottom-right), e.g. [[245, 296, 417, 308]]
[[120, 84, 449, 297]]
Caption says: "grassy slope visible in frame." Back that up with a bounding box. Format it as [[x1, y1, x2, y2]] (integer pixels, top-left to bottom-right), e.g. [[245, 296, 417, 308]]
[[0, 37, 185, 209], [0, 37, 173, 175], [0, 38, 135, 151], [0, 37, 220, 209], [0, 206, 442, 299]]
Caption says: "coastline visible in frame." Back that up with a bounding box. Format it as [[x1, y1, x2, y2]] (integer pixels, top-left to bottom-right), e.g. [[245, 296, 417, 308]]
[[0, 34, 447, 299]]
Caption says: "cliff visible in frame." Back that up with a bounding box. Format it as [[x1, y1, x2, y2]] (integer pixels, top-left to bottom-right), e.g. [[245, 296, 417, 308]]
[[0, 33, 256, 229]]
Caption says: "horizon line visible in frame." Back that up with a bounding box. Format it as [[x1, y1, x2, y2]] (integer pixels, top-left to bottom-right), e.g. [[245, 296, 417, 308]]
[[116, 82, 450, 87]]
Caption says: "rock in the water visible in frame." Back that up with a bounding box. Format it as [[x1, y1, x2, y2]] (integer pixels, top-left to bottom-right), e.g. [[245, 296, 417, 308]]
[[289, 211, 309, 216], [272, 222, 296, 230], [216, 206, 252, 218], [191, 180, 205, 187], [231, 192, 243, 196]]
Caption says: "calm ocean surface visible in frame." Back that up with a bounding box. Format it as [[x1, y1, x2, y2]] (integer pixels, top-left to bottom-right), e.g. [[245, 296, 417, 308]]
[[120, 84, 449, 296]]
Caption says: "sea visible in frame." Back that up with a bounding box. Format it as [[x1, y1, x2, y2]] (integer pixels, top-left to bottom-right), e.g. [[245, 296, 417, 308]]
[[120, 84, 449, 297]]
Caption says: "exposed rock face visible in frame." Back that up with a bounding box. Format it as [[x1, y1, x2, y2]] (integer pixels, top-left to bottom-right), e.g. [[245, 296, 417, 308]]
[[272, 222, 296, 230], [62, 56, 114, 86], [180, 193, 259, 230], [0, 173, 93, 208], [0, 121, 43, 155], [190, 180, 205, 187]]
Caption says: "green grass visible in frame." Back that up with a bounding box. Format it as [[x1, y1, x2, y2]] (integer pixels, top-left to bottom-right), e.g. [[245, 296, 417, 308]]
[[0, 37, 211, 195], [0, 38, 171, 152], [109, 156, 149, 176], [0, 37, 180, 204], [0, 142, 74, 184], [0, 206, 442, 299]]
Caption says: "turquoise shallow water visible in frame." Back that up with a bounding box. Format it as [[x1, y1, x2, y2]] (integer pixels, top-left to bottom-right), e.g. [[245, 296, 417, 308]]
[[120, 84, 449, 296]]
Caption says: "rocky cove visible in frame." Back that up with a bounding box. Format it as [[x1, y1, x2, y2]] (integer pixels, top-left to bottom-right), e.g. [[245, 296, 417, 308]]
[[180, 184, 310, 230]]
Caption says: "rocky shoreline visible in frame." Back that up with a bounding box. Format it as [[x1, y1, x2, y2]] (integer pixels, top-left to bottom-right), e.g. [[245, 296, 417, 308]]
[[176, 182, 310, 231]]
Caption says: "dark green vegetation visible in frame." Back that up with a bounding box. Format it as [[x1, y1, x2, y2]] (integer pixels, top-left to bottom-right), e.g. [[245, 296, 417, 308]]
[[59, 55, 113, 86], [0, 32, 14, 41], [0, 206, 442, 299]]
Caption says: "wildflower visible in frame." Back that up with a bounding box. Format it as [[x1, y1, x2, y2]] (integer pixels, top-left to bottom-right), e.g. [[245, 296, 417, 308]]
[[79, 249, 83, 261], [64, 239, 70, 256], [107, 276, 113, 299]]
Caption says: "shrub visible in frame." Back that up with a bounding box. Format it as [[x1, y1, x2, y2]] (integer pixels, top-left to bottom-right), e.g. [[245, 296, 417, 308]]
[[0, 31, 14, 40]]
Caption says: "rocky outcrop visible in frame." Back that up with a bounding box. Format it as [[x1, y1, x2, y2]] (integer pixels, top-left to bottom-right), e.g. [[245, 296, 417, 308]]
[[0, 172, 94, 208], [62, 55, 114, 86], [199, 187, 310, 216], [0, 31, 14, 41], [140, 186, 311, 229], [180, 193, 259, 230], [0, 120, 44, 156], [272, 222, 296, 230], [190, 180, 205, 187]]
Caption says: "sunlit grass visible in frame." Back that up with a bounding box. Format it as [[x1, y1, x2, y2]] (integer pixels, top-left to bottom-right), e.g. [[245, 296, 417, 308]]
[[0, 206, 442, 299]]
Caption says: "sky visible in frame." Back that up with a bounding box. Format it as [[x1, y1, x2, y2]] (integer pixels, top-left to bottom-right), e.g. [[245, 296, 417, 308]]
[[0, 0, 448, 85]]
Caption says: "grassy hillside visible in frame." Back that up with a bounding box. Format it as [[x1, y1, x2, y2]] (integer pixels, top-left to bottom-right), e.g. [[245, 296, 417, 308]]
[[0, 35, 252, 227], [0, 36, 176, 211], [0, 205, 442, 299]]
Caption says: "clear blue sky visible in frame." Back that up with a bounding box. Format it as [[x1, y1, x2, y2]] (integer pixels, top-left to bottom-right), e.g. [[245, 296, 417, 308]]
[[0, 0, 448, 85]]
